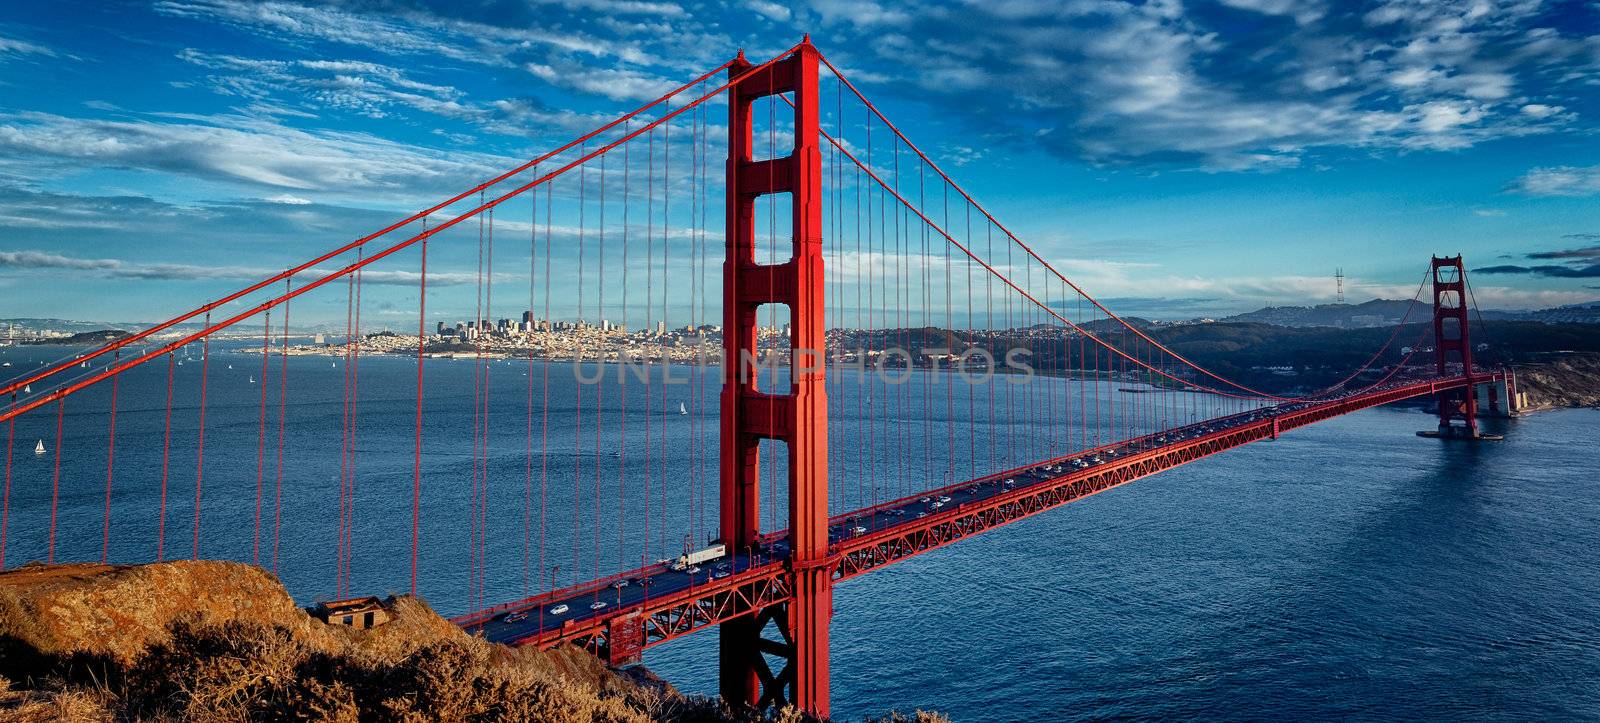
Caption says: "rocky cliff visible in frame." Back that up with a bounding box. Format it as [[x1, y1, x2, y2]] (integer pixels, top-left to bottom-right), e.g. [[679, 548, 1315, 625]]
[[1515, 353, 1600, 411], [0, 561, 944, 722]]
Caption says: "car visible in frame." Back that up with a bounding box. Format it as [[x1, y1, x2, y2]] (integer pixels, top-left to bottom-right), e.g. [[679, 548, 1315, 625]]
[[612, 579, 630, 589], [918, 496, 931, 503], [929, 501, 945, 510], [503, 611, 528, 623], [589, 600, 608, 610], [712, 570, 729, 579], [687, 565, 702, 574], [936, 495, 951, 503], [851, 525, 867, 535], [916, 511, 929, 518], [549, 604, 570, 616]]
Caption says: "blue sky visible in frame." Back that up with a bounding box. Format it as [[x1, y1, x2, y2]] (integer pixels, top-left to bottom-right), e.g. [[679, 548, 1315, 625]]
[[1, 0, 1598, 324]]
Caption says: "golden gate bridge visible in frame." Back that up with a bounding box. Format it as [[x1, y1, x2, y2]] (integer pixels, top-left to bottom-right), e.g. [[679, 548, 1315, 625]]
[[0, 38, 1516, 716]]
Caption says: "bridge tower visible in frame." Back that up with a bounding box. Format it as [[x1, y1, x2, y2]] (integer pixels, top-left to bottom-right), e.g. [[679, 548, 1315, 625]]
[[719, 39, 831, 715], [1430, 255, 1477, 438]]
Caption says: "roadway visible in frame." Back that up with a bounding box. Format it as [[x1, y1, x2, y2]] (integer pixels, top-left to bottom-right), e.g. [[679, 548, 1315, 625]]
[[460, 372, 1498, 650]]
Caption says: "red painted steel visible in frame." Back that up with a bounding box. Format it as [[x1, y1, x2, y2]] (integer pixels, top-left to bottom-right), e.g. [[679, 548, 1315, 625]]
[[719, 39, 831, 716], [0, 37, 1510, 718], [1430, 256, 1477, 437], [833, 374, 1498, 577], [461, 372, 1501, 655]]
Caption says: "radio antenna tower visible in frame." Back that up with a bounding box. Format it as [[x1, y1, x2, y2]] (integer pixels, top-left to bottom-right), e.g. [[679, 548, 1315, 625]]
[[1335, 267, 1345, 304]]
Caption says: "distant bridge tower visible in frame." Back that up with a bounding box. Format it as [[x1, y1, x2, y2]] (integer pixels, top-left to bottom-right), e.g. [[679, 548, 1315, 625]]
[[1335, 267, 1345, 304], [1430, 256, 1477, 438], [720, 40, 831, 716]]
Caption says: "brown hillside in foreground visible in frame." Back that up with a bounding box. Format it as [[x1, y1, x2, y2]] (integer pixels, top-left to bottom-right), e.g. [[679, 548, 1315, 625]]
[[0, 561, 946, 722]]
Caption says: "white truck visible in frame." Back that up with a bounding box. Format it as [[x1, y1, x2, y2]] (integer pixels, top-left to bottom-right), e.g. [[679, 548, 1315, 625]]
[[671, 543, 726, 572]]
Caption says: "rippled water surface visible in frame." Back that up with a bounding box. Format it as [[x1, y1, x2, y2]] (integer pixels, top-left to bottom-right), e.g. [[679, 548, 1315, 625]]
[[648, 407, 1600, 721], [5, 343, 1597, 720]]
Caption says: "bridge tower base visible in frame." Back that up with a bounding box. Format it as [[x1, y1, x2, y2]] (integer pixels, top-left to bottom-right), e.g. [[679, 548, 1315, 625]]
[[719, 39, 831, 717], [1424, 255, 1484, 440]]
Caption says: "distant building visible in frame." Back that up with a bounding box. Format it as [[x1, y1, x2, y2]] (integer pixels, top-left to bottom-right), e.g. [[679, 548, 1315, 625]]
[[311, 596, 393, 629]]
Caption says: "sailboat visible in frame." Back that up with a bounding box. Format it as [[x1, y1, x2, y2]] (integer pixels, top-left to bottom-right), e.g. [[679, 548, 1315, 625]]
[[679, 402, 688, 415], [249, 374, 256, 384], [34, 440, 45, 455], [22, 384, 30, 393]]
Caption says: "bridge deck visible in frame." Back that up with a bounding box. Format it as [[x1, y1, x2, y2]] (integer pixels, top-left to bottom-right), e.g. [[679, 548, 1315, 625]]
[[458, 373, 1498, 660]]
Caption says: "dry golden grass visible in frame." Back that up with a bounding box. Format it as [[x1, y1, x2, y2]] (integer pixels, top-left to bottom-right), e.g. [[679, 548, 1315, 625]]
[[0, 561, 945, 722]]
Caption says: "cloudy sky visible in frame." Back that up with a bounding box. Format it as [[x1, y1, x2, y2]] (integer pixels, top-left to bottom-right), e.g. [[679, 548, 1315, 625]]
[[1, 0, 1598, 324]]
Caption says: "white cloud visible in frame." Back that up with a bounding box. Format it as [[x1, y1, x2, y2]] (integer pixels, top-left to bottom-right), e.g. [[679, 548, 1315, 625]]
[[0, 35, 59, 59], [822, 0, 1592, 171], [0, 111, 510, 195], [809, 0, 909, 27], [747, 0, 791, 21], [1519, 103, 1563, 118], [526, 62, 679, 102], [153, 0, 669, 70], [0, 248, 483, 286], [1217, 0, 1325, 25], [1509, 165, 1600, 197]]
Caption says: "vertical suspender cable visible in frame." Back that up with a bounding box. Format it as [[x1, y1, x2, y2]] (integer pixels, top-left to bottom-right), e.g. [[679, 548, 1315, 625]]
[[414, 217, 427, 596], [0, 411, 11, 570], [158, 352, 174, 561], [481, 207, 494, 607], [273, 281, 290, 573], [47, 399, 64, 563], [595, 154, 606, 583], [193, 314, 210, 560], [102, 353, 120, 563], [524, 180, 536, 597], [644, 130, 654, 563], [349, 250, 364, 592], [254, 312, 270, 565], [620, 124, 631, 570]]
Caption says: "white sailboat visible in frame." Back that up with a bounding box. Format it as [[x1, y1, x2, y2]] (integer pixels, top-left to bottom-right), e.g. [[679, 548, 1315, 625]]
[[22, 384, 30, 393], [34, 440, 45, 455], [679, 402, 688, 415], [249, 374, 256, 384]]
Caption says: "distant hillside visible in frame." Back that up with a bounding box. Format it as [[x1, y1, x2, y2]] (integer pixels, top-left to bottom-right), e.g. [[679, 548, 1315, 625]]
[[1218, 299, 1430, 328], [1, 318, 146, 334], [20, 329, 131, 345], [1217, 299, 1600, 328]]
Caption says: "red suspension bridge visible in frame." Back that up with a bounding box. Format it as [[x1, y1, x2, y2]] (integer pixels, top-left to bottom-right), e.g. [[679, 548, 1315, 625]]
[[0, 39, 1517, 716]]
